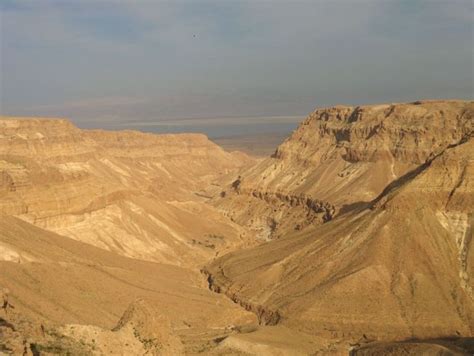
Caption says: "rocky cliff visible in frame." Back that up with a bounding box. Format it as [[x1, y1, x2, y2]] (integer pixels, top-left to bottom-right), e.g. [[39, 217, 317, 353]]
[[213, 100, 473, 239], [0, 117, 255, 266], [205, 100, 474, 351]]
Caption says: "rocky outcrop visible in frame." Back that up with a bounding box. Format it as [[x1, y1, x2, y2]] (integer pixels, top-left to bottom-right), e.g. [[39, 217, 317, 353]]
[[111, 299, 185, 355], [203, 269, 281, 326]]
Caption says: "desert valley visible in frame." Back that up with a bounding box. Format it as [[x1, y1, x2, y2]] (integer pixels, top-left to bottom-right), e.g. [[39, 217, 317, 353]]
[[0, 100, 473, 355]]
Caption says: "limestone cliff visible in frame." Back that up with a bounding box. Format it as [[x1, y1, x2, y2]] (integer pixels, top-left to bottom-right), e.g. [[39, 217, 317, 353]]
[[0, 117, 255, 266], [205, 101, 474, 348], [214, 100, 473, 239]]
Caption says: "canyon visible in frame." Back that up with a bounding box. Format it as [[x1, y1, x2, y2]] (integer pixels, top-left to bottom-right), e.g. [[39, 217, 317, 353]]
[[0, 100, 473, 355]]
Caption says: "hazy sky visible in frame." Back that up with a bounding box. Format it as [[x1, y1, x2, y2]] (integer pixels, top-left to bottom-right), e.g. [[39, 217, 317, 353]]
[[1, 0, 473, 130]]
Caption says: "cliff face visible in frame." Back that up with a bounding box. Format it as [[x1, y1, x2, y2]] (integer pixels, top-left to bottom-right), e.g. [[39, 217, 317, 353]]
[[0, 118, 93, 159], [205, 101, 474, 347], [0, 117, 255, 266], [206, 133, 474, 344], [214, 100, 473, 239]]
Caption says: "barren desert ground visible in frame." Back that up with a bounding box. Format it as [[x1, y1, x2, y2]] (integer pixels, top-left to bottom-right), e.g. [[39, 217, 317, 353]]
[[0, 100, 473, 355]]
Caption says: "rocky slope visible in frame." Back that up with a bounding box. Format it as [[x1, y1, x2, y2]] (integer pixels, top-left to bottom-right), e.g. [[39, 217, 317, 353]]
[[213, 100, 473, 239], [205, 101, 474, 352], [0, 215, 257, 354], [0, 116, 263, 354], [0, 117, 256, 266]]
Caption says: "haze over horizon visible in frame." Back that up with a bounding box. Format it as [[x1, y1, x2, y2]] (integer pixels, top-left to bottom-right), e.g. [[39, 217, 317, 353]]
[[1, 0, 473, 135]]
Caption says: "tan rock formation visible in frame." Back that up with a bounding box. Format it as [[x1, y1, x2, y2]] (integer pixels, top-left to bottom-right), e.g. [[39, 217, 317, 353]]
[[205, 101, 474, 351], [213, 100, 473, 239], [0, 117, 256, 266]]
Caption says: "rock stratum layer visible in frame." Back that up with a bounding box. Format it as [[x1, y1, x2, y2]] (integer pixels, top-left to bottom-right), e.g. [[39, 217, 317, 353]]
[[213, 100, 473, 239], [0, 117, 256, 266]]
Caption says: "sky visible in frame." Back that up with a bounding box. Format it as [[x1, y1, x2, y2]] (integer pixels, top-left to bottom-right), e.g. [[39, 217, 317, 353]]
[[0, 0, 473, 135]]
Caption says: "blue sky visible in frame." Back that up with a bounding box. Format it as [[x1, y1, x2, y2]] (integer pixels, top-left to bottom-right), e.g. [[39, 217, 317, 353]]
[[0, 0, 472, 130]]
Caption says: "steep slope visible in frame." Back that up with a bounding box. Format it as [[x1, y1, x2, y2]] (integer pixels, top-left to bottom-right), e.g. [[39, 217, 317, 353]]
[[213, 100, 473, 239], [0, 117, 256, 266], [205, 136, 474, 350]]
